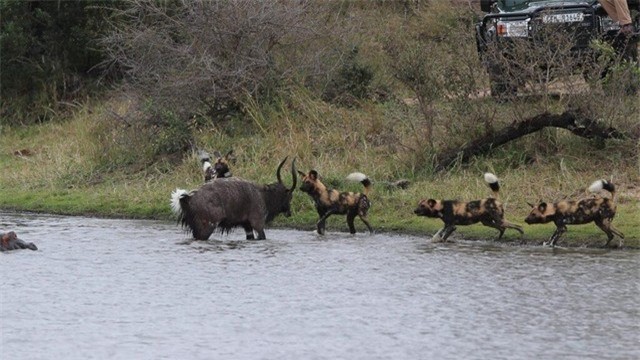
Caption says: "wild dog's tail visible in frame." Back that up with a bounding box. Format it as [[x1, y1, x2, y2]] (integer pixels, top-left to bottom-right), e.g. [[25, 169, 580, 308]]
[[170, 189, 190, 217], [484, 173, 500, 199], [198, 150, 211, 164], [346, 172, 372, 197], [589, 179, 616, 201], [198, 150, 213, 173]]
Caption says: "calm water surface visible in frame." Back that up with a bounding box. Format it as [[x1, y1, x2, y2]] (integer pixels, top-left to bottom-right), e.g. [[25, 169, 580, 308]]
[[1, 212, 639, 360]]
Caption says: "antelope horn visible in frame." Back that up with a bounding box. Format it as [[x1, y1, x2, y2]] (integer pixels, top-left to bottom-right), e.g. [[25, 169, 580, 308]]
[[276, 156, 288, 184], [290, 158, 297, 192]]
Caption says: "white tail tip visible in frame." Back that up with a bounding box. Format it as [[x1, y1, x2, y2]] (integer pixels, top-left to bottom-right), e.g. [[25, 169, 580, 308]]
[[170, 189, 189, 215], [484, 172, 498, 184], [202, 161, 212, 172], [588, 180, 604, 193], [346, 172, 368, 182]]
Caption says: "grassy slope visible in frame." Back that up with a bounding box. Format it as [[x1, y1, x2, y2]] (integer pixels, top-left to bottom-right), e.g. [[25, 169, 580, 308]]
[[0, 97, 638, 248], [1, 3, 637, 247]]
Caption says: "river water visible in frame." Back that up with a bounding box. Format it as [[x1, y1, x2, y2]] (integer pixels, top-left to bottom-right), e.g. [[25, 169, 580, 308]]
[[1, 211, 638, 360]]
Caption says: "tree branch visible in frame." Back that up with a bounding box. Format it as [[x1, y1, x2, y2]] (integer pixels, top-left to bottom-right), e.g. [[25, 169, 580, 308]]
[[435, 111, 626, 171]]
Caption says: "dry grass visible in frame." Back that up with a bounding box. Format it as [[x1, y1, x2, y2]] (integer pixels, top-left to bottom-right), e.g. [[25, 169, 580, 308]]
[[1, 1, 638, 246]]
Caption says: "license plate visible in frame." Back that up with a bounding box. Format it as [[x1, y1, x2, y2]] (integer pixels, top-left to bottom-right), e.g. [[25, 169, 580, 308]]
[[542, 13, 584, 23]]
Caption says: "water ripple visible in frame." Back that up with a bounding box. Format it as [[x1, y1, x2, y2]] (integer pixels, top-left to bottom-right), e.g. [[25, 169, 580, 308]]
[[1, 212, 639, 360]]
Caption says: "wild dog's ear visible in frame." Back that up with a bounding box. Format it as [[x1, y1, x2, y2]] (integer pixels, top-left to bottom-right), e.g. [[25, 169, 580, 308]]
[[426, 199, 437, 207], [224, 150, 236, 164], [526, 201, 535, 208], [309, 170, 319, 180], [538, 202, 547, 212], [213, 151, 222, 158]]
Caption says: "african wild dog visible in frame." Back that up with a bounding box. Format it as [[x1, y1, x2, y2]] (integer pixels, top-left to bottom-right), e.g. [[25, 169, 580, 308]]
[[172, 157, 296, 240], [199, 150, 235, 182], [298, 170, 373, 235], [414, 173, 524, 242], [525, 179, 624, 247]]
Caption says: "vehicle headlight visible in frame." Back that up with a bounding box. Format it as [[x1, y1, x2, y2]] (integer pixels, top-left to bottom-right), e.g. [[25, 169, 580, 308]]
[[496, 20, 529, 37]]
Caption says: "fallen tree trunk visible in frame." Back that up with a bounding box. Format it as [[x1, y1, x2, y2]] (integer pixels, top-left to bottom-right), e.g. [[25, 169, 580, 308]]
[[435, 111, 625, 171]]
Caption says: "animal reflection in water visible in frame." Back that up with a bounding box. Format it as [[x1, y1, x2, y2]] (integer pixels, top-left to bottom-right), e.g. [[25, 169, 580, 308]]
[[172, 158, 296, 240]]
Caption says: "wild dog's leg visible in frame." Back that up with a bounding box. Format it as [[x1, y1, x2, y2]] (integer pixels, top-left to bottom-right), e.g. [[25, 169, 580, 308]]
[[359, 215, 374, 234], [595, 218, 624, 247], [502, 220, 524, 235], [481, 220, 505, 240], [441, 226, 457, 242], [545, 225, 567, 247], [431, 228, 445, 243], [317, 209, 336, 235], [347, 212, 357, 234], [594, 219, 614, 246], [603, 218, 625, 239], [256, 229, 266, 240], [356, 196, 372, 234]]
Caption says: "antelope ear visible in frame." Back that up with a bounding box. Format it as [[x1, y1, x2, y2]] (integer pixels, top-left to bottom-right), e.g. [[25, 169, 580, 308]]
[[526, 201, 535, 208], [297, 170, 307, 177], [213, 151, 222, 158]]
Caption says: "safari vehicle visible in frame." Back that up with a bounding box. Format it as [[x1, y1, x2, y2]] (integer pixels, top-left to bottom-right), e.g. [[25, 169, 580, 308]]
[[475, 0, 640, 97]]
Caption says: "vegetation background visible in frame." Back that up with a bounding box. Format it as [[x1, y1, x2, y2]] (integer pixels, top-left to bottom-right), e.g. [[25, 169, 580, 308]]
[[1, 0, 638, 247]]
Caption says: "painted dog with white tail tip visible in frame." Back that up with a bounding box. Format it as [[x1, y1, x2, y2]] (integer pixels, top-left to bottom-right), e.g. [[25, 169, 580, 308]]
[[414, 173, 524, 242], [524, 179, 624, 247], [298, 170, 373, 235]]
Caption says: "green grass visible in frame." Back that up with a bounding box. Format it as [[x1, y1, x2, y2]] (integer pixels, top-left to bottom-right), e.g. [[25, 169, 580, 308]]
[[1, 105, 637, 249], [1, 3, 637, 248]]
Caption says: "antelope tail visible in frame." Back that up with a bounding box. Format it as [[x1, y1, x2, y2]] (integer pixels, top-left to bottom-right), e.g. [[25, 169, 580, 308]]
[[170, 189, 190, 216]]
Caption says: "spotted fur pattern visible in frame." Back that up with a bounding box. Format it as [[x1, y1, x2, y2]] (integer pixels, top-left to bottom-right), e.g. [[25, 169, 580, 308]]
[[298, 170, 373, 235], [414, 173, 523, 242], [525, 179, 624, 247], [201, 150, 235, 182]]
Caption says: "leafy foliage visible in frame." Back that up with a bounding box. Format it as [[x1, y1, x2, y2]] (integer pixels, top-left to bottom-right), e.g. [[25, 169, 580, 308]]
[[0, 1, 116, 125], [101, 0, 348, 122]]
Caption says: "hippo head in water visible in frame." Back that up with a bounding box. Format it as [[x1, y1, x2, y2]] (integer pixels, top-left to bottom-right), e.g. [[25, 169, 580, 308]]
[[1, 231, 37, 252]]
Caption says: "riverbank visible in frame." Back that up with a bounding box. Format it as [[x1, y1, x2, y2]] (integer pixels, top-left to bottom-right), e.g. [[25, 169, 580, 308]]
[[1, 102, 637, 248]]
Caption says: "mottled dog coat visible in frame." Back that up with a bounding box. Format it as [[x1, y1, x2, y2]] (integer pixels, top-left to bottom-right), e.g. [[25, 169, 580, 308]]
[[414, 173, 523, 242], [200, 150, 235, 182], [298, 170, 373, 235], [525, 179, 624, 247]]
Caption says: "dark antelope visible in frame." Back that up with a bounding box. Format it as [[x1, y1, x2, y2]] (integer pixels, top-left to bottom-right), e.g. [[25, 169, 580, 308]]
[[172, 157, 296, 240]]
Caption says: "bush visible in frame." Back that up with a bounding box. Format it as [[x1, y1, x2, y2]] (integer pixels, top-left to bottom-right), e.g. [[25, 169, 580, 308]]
[[0, 1, 116, 125]]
